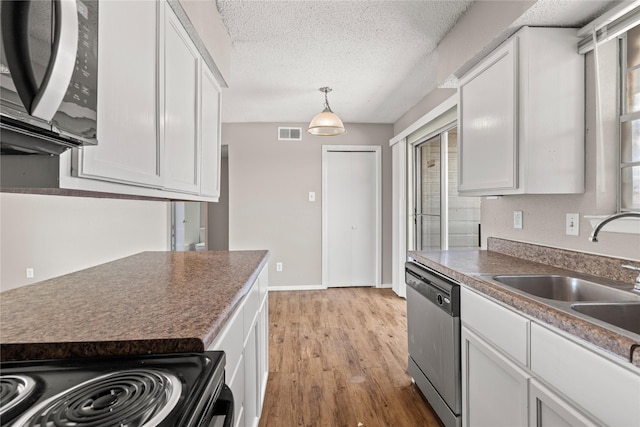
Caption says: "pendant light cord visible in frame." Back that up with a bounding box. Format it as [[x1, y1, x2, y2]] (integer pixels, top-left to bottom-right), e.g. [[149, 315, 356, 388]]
[[322, 87, 333, 113]]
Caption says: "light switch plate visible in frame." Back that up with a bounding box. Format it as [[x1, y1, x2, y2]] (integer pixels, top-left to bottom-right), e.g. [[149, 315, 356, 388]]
[[513, 211, 523, 229], [308, 192, 316, 202], [566, 213, 580, 236]]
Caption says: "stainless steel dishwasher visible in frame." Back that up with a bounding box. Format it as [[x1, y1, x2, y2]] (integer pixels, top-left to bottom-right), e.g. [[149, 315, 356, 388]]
[[406, 260, 461, 427]]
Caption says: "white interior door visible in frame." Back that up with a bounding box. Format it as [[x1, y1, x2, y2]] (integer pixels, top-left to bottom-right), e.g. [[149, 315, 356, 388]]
[[323, 146, 381, 287]]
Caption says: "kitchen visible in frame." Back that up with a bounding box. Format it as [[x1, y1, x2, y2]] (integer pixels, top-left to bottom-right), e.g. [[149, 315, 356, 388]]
[[1, 0, 640, 426]]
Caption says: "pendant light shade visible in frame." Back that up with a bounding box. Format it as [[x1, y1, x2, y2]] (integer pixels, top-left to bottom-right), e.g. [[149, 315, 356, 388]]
[[307, 87, 346, 136]]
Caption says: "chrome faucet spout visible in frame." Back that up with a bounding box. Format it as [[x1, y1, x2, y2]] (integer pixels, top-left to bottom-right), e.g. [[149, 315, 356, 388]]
[[589, 212, 640, 242]]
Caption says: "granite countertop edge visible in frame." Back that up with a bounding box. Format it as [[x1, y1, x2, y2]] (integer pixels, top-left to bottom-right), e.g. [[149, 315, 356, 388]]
[[408, 250, 640, 368], [0, 250, 270, 362]]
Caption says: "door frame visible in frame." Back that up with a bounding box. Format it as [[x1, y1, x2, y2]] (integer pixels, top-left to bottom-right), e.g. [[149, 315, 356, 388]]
[[321, 145, 382, 288]]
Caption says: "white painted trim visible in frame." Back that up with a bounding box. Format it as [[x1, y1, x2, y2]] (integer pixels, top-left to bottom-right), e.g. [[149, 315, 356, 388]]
[[267, 284, 392, 291], [389, 93, 458, 146], [392, 139, 408, 298], [268, 285, 326, 291], [322, 145, 382, 289]]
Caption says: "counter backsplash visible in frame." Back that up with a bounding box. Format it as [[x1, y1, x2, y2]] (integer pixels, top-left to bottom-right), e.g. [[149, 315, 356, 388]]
[[487, 237, 640, 284]]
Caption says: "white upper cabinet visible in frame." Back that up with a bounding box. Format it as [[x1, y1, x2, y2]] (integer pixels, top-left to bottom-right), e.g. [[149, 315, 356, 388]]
[[79, 0, 161, 187], [162, 5, 200, 194], [458, 27, 585, 196], [200, 65, 222, 198], [62, 1, 222, 201]]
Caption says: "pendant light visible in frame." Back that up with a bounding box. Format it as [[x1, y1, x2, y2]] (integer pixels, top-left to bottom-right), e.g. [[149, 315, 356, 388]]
[[307, 87, 346, 136]]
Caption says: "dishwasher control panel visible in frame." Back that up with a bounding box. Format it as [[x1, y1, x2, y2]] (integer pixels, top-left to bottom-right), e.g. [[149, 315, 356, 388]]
[[405, 261, 460, 316]]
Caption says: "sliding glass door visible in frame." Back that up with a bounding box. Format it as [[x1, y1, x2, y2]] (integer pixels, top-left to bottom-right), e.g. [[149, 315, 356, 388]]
[[414, 125, 481, 250]]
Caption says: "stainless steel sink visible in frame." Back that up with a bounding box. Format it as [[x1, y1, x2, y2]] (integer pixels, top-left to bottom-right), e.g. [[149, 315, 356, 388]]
[[492, 275, 640, 302], [571, 303, 640, 335]]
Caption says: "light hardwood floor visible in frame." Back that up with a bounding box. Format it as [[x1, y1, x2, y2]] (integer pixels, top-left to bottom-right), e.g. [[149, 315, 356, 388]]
[[258, 287, 443, 427]]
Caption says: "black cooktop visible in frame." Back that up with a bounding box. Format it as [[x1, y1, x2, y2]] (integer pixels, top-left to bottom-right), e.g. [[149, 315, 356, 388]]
[[0, 351, 225, 427]]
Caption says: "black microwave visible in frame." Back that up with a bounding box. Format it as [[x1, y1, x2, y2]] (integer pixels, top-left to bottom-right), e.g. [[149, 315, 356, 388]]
[[0, 0, 98, 155]]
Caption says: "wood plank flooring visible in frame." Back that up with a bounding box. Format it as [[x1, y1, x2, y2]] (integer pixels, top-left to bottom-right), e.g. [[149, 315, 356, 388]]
[[258, 287, 443, 427]]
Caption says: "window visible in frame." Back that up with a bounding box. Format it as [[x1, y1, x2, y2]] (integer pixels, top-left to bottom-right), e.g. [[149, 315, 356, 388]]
[[579, 2, 640, 213], [620, 25, 640, 211], [412, 124, 481, 250]]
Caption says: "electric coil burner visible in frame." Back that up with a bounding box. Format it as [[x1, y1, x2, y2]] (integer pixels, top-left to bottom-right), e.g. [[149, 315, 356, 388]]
[[0, 375, 37, 421], [0, 352, 233, 427]]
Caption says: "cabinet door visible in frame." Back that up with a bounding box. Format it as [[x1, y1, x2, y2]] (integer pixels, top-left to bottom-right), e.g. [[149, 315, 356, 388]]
[[458, 39, 517, 194], [200, 66, 221, 198], [462, 326, 529, 427], [162, 5, 200, 193], [82, 1, 161, 186], [529, 379, 599, 427], [530, 323, 640, 426], [258, 297, 269, 407], [244, 322, 260, 427]]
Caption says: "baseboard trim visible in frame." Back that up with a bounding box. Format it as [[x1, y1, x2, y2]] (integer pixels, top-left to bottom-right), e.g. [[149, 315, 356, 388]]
[[268, 285, 327, 291], [268, 283, 393, 291]]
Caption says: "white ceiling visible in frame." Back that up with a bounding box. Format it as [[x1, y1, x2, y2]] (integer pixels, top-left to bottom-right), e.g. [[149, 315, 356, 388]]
[[216, 0, 616, 125]]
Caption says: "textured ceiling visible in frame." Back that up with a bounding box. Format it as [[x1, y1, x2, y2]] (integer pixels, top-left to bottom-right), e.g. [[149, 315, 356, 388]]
[[216, 0, 615, 124]]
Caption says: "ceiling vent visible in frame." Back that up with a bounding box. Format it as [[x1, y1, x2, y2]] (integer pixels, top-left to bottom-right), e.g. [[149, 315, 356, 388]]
[[278, 127, 302, 141]]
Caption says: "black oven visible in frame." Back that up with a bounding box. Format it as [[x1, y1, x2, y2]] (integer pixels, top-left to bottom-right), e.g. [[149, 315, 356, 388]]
[[0, 352, 233, 427]]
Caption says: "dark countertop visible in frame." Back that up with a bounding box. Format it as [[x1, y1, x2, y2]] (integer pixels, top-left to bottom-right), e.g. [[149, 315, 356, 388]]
[[409, 248, 640, 367], [0, 250, 269, 361]]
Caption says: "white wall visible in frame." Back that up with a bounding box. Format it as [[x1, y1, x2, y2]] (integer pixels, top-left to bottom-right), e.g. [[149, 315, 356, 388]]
[[207, 152, 229, 250], [225, 122, 394, 288], [0, 193, 170, 291]]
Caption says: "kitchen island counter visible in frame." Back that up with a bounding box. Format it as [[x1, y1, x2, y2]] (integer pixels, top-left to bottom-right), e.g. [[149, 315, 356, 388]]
[[0, 250, 269, 361], [409, 238, 640, 367]]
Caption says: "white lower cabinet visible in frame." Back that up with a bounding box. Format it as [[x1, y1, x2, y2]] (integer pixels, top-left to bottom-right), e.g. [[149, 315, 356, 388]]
[[258, 297, 269, 403], [462, 326, 530, 427], [243, 322, 259, 427], [229, 352, 245, 427], [530, 323, 640, 426], [461, 287, 640, 427], [208, 263, 269, 427], [529, 379, 599, 427]]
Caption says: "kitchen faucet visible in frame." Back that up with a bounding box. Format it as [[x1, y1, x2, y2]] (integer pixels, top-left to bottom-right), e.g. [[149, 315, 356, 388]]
[[588, 212, 640, 291], [588, 212, 640, 242]]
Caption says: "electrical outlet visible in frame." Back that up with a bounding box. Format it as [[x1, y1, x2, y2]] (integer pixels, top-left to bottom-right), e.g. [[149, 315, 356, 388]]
[[566, 213, 580, 236], [513, 211, 523, 229], [276, 262, 283, 272], [26, 268, 34, 279]]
